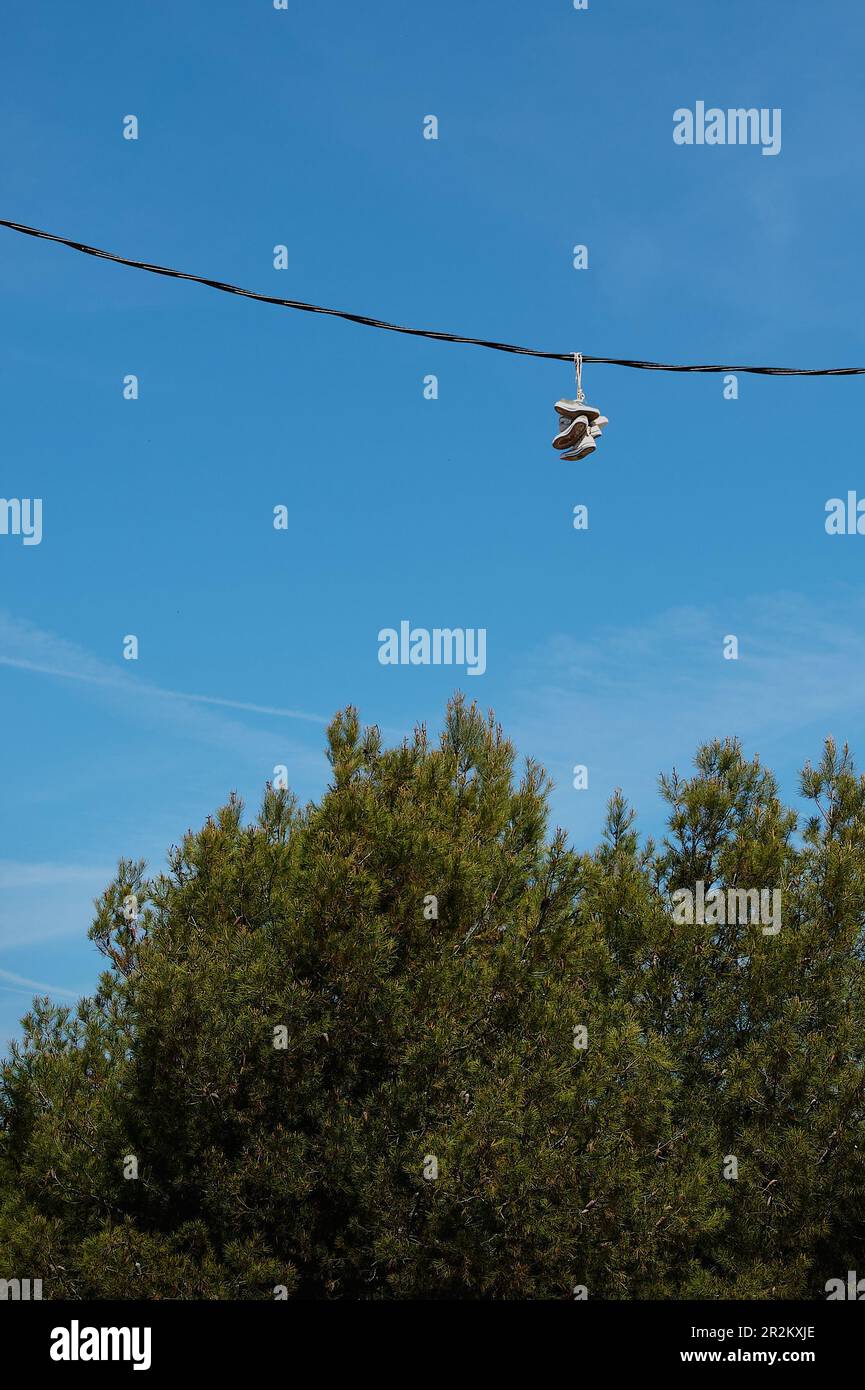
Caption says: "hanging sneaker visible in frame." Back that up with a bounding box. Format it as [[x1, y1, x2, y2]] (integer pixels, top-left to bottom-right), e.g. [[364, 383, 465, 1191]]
[[561, 433, 597, 461], [553, 414, 590, 451], [555, 399, 602, 423]]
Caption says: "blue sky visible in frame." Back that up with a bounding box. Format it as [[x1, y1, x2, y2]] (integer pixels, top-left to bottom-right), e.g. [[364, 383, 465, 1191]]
[[2, 0, 865, 1048]]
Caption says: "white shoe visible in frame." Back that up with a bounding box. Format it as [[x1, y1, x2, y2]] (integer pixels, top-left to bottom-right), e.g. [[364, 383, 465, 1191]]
[[552, 414, 590, 451], [561, 433, 597, 461], [555, 398, 602, 422]]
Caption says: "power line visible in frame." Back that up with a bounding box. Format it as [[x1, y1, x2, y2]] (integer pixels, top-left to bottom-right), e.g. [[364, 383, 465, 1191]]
[[1, 216, 863, 377]]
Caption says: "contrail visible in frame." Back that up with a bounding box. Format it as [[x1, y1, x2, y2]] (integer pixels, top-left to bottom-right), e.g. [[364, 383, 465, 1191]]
[[0, 655, 329, 725], [0, 967, 81, 999]]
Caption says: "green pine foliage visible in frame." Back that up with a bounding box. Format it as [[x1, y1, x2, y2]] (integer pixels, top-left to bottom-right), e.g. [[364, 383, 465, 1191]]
[[1, 696, 864, 1299]]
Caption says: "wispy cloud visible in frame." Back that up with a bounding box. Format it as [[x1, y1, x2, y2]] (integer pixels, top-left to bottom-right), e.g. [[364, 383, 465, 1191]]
[[0, 651, 328, 725], [0, 860, 111, 949], [0, 609, 332, 780], [0, 968, 81, 1000], [507, 588, 865, 845], [0, 861, 113, 889]]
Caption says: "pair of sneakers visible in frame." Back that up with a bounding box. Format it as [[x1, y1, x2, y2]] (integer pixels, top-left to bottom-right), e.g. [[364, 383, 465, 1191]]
[[552, 398, 609, 460]]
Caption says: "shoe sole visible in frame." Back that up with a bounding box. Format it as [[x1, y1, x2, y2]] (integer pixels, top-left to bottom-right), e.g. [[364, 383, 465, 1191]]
[[555, 399, 601, 422], [552, 417, 590, 450], [560, 438, 597, 461]]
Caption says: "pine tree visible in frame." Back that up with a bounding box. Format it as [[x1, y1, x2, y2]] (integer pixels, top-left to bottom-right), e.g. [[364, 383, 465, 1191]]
[[1, 700, 864, 1299]]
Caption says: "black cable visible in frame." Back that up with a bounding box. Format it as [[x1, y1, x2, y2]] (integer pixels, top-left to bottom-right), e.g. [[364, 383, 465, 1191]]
[[1, 217, 862, 377]]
